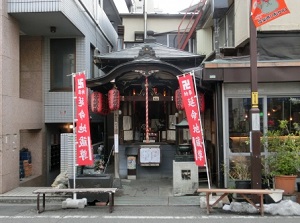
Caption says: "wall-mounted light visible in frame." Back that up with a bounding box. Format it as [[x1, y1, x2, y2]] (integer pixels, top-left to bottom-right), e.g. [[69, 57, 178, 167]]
[[50, 26, 56, 33], [69, 124, 73, 129]]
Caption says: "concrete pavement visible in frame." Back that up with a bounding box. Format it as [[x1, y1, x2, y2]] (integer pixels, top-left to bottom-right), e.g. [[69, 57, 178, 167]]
[[0, 178, 202, 206]]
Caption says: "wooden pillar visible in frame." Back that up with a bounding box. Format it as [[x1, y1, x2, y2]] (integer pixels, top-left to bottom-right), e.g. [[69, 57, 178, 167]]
[[114, 110, 120, 179]]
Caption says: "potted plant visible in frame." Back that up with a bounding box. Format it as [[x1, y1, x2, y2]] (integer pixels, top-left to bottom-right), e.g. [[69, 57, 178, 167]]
[[224, 157, 251, 202], [264, 120, 300, 195], [227, 156, 251, 189]]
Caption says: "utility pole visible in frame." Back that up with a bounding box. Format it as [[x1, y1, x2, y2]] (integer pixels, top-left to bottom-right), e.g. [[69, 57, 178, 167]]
[[144, 0, 147, 40], [249, 2, 261, 191], [114, 110, 120, 179]]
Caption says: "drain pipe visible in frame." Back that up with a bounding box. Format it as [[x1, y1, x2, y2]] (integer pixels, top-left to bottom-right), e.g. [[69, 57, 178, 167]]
[[214, 19, 220, 58]]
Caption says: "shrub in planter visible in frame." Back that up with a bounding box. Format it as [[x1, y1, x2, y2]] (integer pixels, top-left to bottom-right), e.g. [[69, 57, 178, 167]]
[[264, 120, 300, 194], [227, 157, 251, 190]]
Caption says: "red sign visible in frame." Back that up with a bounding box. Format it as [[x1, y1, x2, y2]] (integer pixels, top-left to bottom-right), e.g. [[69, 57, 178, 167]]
[[75, 73, 93, 166], [177, 73, 206, 166], [251, 0, 290, 27]]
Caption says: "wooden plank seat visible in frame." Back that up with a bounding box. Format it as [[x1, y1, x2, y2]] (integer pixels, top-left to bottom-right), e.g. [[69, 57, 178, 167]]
[[196, 188, 273, 216], [33, 188, 118, 214]]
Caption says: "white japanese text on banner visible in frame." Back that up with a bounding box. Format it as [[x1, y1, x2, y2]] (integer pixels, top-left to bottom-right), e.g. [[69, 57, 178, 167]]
[[75, 73, 93, 166], [177, 73, 206, 166]]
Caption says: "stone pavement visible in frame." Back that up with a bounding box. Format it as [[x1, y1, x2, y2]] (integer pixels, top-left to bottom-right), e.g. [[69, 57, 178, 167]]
[[0, 178, 203, 206], [115, 178, 201, 206]]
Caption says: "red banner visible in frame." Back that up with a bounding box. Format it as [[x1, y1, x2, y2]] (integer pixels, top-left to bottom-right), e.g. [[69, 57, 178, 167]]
[[177, 73, 206, 166], [75, 73, 93, 166], [251, 0, 290, 27]]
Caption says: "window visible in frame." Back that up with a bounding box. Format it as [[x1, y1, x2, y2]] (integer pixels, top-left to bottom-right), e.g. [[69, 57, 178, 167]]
[[218, 6, 234, 48], [155, 34, 193, 52], [135, 32, 144, 42], [167, 33, 190, 50], [50, 38, 76, 91], [225, 86, 300, 187], [226, 6, 234, 47], [227, 96, 300, 153], [267, 97, 300, 132], [228, 98, 263, 153], [219, 19, 226, 47]]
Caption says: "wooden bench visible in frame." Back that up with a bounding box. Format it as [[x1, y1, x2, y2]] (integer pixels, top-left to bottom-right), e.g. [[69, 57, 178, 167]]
[[33, 188, 118, 214], [196, 188, 273, 216]]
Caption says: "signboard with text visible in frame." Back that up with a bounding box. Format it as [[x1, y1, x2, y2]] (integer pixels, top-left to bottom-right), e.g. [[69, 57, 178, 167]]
[[75, 73, 93, 166], [177, 73, 206, 166], [251, 0, 290, 27]]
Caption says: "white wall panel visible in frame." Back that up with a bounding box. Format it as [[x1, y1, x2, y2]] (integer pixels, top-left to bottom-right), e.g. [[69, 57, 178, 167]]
[[234, 0, 250, 47], [197, 28, 213, 57]]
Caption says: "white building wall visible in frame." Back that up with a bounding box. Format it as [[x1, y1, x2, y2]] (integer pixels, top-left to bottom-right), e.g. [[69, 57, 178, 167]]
[[0, 12, 23, 192], [1, 1, 45, 193], [122, 15, 193, 42], [44, 0, 118, 123], [197, 28, 212, 57], [234, 0, 250, 47]]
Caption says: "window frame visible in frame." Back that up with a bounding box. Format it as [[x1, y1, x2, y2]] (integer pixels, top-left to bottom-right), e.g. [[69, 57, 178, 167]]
[[50, 38, 76, 92]]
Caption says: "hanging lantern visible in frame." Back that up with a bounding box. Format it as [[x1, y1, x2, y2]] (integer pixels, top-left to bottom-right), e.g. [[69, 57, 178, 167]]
[[175, 89, 184, 110], [198, 92, 205, 113], [90, 92, 101, 113], [90, 92, 109, 115], [108, 87, 120, 111]]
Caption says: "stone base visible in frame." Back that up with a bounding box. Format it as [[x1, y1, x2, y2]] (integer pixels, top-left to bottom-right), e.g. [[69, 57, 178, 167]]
[[173, 161, 198, 196], [199, 195, 223, 208], [62, 198, 87, 209], [128, 175, 136, 180]]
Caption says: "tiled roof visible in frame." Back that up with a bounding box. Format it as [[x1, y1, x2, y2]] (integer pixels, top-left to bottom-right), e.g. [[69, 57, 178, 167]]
[[95, 42, 204, 60]]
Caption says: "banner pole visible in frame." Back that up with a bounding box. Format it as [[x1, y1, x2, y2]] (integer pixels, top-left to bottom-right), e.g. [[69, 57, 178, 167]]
[[72, 73, 77, 200], [191, 71, 211, 189]]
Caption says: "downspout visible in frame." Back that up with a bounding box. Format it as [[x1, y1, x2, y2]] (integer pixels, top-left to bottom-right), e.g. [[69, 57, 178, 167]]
[[216, 82, 224, 188], [214, 19, 220, 59]]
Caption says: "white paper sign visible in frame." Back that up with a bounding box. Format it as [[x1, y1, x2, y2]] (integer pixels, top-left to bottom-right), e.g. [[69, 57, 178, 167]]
[[251, 113, 260, 131], [140, 148, 160, 163]]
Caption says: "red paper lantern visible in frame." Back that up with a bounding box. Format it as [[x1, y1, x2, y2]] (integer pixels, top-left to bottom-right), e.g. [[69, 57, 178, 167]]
[[90, 92, 109, 115], [198, 92, 205, 113], [108, 87, 120, 111], [175, 89, 184, 110]]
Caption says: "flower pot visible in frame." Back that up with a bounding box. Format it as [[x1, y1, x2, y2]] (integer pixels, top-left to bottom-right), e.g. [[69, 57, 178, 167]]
[[233, 180, 251, 201], [264, 189, 284, 204], [274, 175, 297, 195], [235, 180, 251, 189]]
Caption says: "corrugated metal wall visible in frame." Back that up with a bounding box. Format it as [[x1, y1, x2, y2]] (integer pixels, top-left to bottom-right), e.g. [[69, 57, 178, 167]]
[[8, 0, 60, 13]]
